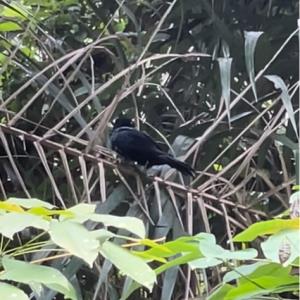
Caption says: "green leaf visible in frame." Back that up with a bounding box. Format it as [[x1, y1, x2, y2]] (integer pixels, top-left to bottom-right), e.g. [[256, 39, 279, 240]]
[[66, 203, 96, 216], [0, 201, 24, 212], [188, 233, 257, 269], [244, 31, 263, 102], [100, 241, 156, 290], [208, 284, 233, 300], [261, 229, 300, 266], [27, 207, 73, 218], [265, 75, 298, 137], [223, 262, 267, 283], [241, 262, 292, 280], [226, 275, 298, 299], [49, 220, 99, 267], [134, 235, 201, 259], [211, 263, 299, 300], [199, 238, 257, 260], [72, 212, 146, 238], [90, 229, 115, 244], [0, 21, 22, 31], [0, 282, 29, 300], [0, 256, 77, 300], [6, 198, 55, 209], [156, 251, 201, 275], [233, 219, 300, 242], [189, 257, 221, 269], [0, 212, 49, 239]]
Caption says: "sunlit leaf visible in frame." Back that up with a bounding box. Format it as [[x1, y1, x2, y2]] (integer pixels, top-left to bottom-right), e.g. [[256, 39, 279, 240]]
[[66, 203, 96, 216], [233, 219, 300, 242], [6, 198, 55, 209], [189, 257, 221, 269], [100, 241, 156, 290], [223, 261, 267, 283], [199, 238, 257, 260], [0, 282, 29, 300], [28, 207, 73, 218], [0, 256, 77, 300], [261, 229, 300, 266], [49, 220, 99, 267], [211, 262, 298, 300], [0, 201, 24, 212], [0, 212, 49, 239], [0, 21, 22, 31], [70, 212, 146, 238]]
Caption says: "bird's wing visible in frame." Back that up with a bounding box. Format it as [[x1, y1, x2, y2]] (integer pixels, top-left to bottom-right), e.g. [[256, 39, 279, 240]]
[[111, 127, 162, 163], [112, 127, 161, 150]]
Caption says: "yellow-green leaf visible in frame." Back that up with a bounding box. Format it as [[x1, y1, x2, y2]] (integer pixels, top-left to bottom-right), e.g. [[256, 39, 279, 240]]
[[233, 219, 300, 242]]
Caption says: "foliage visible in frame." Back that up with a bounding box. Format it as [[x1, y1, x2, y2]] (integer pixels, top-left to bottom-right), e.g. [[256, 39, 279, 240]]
[[0, 198, 154, 298], [0, 197, 298, 299], [0, 0, 298, 299]]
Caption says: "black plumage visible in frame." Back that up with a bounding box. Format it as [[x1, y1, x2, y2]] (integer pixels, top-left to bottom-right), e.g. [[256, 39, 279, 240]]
[[111, 118, 195, 176]]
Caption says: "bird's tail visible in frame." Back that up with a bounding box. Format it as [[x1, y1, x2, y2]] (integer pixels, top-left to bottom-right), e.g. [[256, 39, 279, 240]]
[[158, 155, 195, 177]]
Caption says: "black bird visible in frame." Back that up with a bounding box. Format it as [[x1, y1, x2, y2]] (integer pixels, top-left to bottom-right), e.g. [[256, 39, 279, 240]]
[[111, 118, 195, 176]]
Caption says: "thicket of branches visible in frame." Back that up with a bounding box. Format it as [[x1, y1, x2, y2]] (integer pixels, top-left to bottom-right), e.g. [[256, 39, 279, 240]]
[[0, 0, 298, 299]]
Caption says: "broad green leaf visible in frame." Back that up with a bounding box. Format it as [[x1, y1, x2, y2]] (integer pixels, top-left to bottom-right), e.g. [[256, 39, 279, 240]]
[[0, 21, 22, 31], [265, 75, 298, 137], [0, 212, 49, 239], [49, 220, 99, 267], [241, 262, 292, 281], [66, 203, 96, 216], [223, 262, 268, 283], [0, 282, 29, 300], [211, 263, 298, 300], [6, 198, 55, 209], [156, 252, 202, 275], [65, 204, 145, 237], [90, 229, 115, 244], [226, 275, 298, 300], [100, 241, 156, 290], [135, 234, 215, 270], [233, 219, 300, 242], [244, 31, 263, 102], [261, 229, 300, 266], [72, 213, 146, 238], [189, 257, 221, 269], [208, 284, 233, 300], [0, 256, 77, 300], [218, 57, 232, 123], [199, 238, 257, 260]]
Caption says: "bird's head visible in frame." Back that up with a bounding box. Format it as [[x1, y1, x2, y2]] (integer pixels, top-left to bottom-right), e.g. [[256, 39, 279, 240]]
[[113, 118, 135, 129]]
